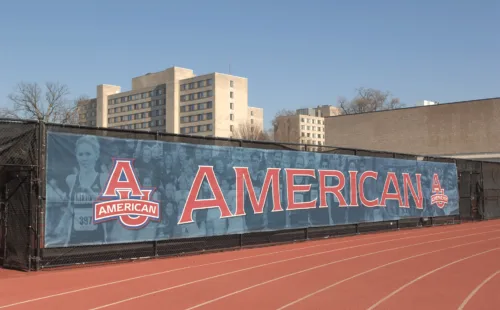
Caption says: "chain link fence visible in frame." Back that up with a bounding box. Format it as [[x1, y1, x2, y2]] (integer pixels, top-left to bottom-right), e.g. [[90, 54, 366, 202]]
[[0, 120, 497, 271]]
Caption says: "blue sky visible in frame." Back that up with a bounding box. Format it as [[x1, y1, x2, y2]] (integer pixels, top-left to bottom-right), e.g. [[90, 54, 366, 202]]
[[1, 0, 498, 128]]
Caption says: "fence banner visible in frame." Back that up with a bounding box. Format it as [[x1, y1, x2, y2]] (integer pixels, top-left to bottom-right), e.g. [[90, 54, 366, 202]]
[[44, 132, 459, 247]]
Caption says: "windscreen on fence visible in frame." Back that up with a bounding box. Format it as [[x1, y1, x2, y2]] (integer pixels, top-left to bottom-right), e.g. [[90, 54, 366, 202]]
[[481, 162, 500, 219], [43, 130, 459, 248], [0, 120, 39, 270]]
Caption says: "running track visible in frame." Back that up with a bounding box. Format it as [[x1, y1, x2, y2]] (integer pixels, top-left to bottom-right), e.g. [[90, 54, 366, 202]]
[[1, 220, 500, 309]]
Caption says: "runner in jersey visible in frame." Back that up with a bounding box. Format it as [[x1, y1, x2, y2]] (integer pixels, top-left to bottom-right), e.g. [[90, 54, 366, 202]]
[[65, 135, 107, 246], [68, 173, 105, 245]]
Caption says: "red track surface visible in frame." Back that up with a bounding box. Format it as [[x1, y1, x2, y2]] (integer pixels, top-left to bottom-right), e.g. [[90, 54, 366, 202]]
[[1, 220, 500, 310]]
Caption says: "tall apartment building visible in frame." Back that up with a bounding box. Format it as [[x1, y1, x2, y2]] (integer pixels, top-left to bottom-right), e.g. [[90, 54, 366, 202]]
[[274, 105, 340, 148], [78, 66, 264, 138]]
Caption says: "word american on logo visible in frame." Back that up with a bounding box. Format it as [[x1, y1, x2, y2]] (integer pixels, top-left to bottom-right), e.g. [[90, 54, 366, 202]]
[[431, 173, 449, 209], [93, 158, 160, 228]]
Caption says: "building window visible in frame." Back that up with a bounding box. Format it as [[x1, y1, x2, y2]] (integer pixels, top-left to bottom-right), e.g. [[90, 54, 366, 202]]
[[230, 114, 234, 121], [207, 79, 213, 86], [230, 125, 234, 132], [230, 91, 233, 99], [230, 80, 234, 87], [250, 111, 253, 116], [251, 119, 254, 124], [230, 102, 234, 110], [301, 118, 304, 122], [207, 112, 213, 120]]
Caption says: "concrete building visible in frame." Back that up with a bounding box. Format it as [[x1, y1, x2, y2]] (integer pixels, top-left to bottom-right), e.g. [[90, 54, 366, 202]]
[[324, 97, 500, 160], [273, 105, 340, 148], [78, 66, 263, 138], [416, 100, 438, 107], [296, 105, 341, 117]]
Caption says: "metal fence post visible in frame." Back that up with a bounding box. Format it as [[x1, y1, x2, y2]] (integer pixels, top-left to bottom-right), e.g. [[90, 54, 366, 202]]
[[35, 121, 46, 271]]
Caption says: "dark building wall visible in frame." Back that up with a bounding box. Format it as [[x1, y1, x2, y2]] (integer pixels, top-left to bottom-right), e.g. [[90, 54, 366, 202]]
[[324, 98, 500, 156]]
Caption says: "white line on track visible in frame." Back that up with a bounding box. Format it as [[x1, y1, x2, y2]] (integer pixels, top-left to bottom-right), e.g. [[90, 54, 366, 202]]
[[90, 228, 500, 310], [275, 236, 500, 309], [0, 223, 493, 309], [367, 248, 500, 310], [457, 270, 500, 310]]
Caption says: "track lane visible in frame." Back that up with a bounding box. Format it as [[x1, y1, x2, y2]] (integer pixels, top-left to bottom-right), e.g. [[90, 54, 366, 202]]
[[458, 270, 500, 310], [373, 248, 500, 309], [0, 221, 497, 310], [179, 231, 500, 310], [0, 225, 420, 306], [85, 226, 500, 309]]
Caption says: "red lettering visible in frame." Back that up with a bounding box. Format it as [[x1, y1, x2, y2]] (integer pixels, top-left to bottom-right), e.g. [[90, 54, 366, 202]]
[[318, 170, 347, 207], [177, 166, 233, 224], [359, 171, 379, 207], [233, 167, 282, 216], [285, 168, 317, 210], [402, 173, 423, 209], [380, 172, 403, 206], [102, 160, 143, 197], [349, 171, 359, 207]]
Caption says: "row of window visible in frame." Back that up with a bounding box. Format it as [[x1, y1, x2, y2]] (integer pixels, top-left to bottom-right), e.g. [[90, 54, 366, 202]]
[[180, 124, 213, 134], [111, 120, 165, 130], [300, 118, 323, 125], [81, 111, 96, 119], [108, 109, 165, 123], [301, 125, 324, 132], [180, 101, 213, 113], [180, 90, 213, 102], [108, 89, 165, 105], [108, 99, 165, 114], [180, 112, 213, 124], [301, 132, 324, 139], [180, 79, 213, 91]]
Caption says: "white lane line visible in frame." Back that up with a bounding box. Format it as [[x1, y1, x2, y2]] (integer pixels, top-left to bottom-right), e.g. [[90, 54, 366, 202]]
[[89, 228, 500, 310], [457, 270, 500, 310], [276, 236, 500, 310], [367, 248, 500, 310], [0, 223, 491, 309]]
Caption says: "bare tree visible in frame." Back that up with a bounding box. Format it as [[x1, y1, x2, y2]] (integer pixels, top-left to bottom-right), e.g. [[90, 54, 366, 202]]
[[234, 121, 270, 141], [271, 109, 296, 130], [338, 87, 404, 115], [4, 82, 82, 124], [270, 109, 301, 143]]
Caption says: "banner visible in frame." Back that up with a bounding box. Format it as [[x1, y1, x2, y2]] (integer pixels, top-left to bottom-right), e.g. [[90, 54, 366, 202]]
[[44, 132, 459, 247]]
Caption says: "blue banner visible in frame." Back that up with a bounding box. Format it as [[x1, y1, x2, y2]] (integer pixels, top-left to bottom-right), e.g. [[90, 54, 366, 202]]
[[44, 132, 459, 248]]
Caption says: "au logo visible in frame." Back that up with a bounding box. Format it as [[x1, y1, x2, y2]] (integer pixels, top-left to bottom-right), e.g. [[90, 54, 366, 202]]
[[430, 173, 449, 209], [93, 159, 160, 228]]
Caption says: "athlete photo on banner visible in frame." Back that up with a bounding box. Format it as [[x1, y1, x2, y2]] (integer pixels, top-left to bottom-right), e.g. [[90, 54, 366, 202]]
[[44, 131, 460, 248]]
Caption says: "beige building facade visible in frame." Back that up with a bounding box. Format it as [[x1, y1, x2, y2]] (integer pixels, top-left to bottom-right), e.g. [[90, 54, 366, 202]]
[[274, 105, 339, 148], [324, 97, 500, 160], [78, 67, 263, 139]]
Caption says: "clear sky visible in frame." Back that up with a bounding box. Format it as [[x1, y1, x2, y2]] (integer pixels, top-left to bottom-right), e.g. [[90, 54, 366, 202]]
[[1, 0, 498, 128]]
